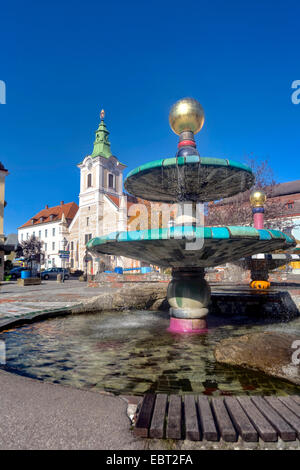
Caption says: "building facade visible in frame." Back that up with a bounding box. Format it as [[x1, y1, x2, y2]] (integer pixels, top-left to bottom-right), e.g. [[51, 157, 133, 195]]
[[269, 180, 300, 245], [0, 163, 9, 280], [18, 201, 78, 268]]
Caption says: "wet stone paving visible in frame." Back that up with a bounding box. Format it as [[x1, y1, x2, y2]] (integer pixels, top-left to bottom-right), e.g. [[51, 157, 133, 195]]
[[1, 309, 300, 397]]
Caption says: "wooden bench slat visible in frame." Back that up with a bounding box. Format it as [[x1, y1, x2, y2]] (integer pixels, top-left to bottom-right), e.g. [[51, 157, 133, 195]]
[[134, 393, 156, 437], [197, 396, 218, 441], [184, 395, 201, 441], [237, 397, 277, 442], [251, 396, 296, 441], [278, 396, 300, 419], [291, 396, 300, 406], [265, 396, 300, 438], [211, 398, 237, 442], [135, 393, 300, 442], [166, 395, 182, 440], [224, 397, 258, 442], [149, 394, 168, 439]]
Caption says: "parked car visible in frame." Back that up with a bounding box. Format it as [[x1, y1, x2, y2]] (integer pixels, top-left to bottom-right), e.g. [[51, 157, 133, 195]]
[[40, 268, 70, 280], [71, 269, 84, 277], [8, 266, 27, 280]]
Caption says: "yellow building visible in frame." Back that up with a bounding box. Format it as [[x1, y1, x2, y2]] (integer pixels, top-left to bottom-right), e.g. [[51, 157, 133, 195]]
[[0, 163, 9, 280]]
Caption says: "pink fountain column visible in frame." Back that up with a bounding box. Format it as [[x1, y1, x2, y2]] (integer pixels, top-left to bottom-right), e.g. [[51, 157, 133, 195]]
[[168, 317, 208, 334], [253, 208, 264, 229]]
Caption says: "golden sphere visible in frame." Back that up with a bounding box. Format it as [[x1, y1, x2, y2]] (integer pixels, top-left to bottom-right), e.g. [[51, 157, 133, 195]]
[[169, 98, 205, 135], [250, 189, 267, 207]]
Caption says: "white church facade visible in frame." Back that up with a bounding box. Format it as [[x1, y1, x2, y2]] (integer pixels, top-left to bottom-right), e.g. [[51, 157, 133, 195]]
[[64, 110, 141, 274]]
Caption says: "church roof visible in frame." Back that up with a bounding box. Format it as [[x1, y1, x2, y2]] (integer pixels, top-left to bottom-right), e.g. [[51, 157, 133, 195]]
[[79, 110, 125, 166], [18, 202, 78, 228], [91, 110, 113, 159], [106, 193, 142, 209]]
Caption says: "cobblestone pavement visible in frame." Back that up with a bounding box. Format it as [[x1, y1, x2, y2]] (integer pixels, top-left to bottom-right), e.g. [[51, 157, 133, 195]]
[[0, 280, 111, 323]]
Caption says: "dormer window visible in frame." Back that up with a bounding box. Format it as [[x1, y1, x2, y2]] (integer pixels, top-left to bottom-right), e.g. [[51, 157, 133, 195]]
[[108, 173, 114, 189], [49, 214, 55, 221], [87, 173, 92, 188], [31, 218, 36, 225], [287, 201, 294, 210], [39, 216, 44, 223]]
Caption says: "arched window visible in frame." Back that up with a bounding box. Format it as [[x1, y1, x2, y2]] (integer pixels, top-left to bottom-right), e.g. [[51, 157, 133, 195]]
[[87, 173, 92, 188]]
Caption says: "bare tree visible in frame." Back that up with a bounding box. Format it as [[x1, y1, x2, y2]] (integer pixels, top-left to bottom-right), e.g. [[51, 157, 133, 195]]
[[20, 235, 44, 273], [206, 157, 291, 231]]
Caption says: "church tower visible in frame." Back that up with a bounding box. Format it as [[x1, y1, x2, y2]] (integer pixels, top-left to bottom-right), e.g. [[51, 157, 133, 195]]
[[72, 110, 127, 272]]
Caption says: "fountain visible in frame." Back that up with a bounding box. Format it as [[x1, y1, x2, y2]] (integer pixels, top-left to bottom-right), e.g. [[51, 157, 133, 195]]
[[87, 98, 295, 333]]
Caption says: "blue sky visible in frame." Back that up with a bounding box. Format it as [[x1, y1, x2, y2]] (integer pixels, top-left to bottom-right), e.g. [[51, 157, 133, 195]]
[[1, 0, 299, 234]]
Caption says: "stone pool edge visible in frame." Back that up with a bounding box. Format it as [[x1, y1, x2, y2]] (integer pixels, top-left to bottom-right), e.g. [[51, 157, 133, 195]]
[[0, 303, 85, 332]]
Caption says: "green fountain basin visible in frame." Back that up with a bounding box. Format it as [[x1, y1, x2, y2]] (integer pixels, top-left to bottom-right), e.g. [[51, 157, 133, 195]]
[[124, 156, 255, 202], [87, 226, 295, 268]]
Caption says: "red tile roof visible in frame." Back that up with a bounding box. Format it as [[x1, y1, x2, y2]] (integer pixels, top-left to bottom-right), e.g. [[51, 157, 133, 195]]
[[19, 202, 79, 228], [106, 194, 122, 207], [106, 193, 143, 209]]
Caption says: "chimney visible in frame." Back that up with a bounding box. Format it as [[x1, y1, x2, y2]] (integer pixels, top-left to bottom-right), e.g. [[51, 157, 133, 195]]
[[60, 201, 64, 206], [45, 204, 48, 209]]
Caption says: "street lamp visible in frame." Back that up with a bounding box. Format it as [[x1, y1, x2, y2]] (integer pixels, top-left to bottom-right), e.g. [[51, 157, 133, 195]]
[[62, 237, 68, 282]]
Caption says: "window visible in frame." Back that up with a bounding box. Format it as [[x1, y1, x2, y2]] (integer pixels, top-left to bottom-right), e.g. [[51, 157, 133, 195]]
[[33, 231, 35, 237], [45, 229, 48, 237], [21, 234, 23, 241], [71, 241, 74, 251], [39, 230, 41, 238], [87, 173, 92, 188], [287, 201, 294, 209], [26, 233, 29, 239], [52, 242, 55, 250], [71, 258, 74, 268], [52, 228, 55, 236], [45, 243, 47, 251], [85, 234, 92, 244], [86, 217, 89, 226], [108, 173, 114, 189]]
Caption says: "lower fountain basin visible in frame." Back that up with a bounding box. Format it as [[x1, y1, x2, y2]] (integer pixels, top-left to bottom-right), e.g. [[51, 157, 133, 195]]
[[1, 310, 300, 396], [87, 226, 295, 268]]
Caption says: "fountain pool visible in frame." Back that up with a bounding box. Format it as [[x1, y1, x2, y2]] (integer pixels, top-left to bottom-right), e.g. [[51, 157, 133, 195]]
[[1, 310, 300, 397]]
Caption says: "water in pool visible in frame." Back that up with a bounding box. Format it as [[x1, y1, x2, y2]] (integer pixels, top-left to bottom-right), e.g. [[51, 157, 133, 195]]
[[1, 310, 300, 396]]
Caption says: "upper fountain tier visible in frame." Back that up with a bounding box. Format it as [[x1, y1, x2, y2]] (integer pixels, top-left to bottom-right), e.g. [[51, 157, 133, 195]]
[[124, 98, 255, 203]]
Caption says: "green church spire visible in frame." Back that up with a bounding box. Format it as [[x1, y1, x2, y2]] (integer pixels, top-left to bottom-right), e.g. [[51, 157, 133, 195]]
[[91, 109, 113, 158]]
